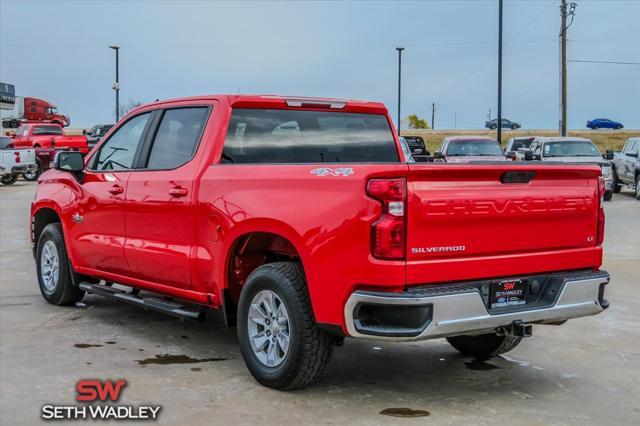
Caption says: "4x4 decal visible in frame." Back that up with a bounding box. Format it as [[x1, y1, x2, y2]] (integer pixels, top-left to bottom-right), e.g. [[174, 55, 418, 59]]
[[310, 167, 354, 177]]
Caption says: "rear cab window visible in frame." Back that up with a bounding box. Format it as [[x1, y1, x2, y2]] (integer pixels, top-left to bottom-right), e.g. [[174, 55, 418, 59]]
[[222, 109, 398, 164]]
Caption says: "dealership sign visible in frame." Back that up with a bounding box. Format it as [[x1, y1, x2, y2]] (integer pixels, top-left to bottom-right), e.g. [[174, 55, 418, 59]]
[[41, 379, 161, 421], [0, 82, 15, 110]]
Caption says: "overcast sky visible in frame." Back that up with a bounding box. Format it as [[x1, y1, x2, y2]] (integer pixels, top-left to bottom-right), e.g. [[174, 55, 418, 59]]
[[1, 0, 638, 129]]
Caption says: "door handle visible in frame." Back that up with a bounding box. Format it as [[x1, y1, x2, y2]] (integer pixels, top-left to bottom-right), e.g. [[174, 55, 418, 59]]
[[169, 186, 189, 197], [108, 185, 124, 195]]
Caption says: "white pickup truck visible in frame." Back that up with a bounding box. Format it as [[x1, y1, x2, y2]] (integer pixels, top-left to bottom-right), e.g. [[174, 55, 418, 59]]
[[0, 136, 37, 185]]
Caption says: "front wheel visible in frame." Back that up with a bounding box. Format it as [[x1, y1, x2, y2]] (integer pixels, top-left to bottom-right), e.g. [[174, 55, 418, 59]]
[[635, 175, 640, 200], [612, 168, 622, 193], [490, 124, 497, 130], [237, 262, 333, 390], [511, 124, 518, 130], [603, 190, 613, 201], [592, 125, 600, 130], [1, 174, 18, 185], [447, 332, 522, 357], [36, 223, 85, 305]]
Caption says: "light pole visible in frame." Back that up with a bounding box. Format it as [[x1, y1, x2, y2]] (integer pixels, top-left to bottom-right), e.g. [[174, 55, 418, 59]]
[[109, 45, 120, 122], [396, 47, 404, 136]]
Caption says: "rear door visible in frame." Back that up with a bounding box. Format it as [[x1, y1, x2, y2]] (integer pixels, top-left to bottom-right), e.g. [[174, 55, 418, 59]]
[[405, 163, 601, 284], [123, 104, 211, 289]]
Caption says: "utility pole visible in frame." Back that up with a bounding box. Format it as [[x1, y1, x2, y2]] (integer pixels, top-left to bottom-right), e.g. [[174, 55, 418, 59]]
[[559, 1, 577, 136], [109, 45, 120, 122], [497, 0, 504, 144], [431, 102, 436, 129], [396, 47, 404, 136]]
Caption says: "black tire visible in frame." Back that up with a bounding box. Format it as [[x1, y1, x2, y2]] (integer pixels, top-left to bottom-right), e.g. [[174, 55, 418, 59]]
[[603, 190, 613, 202], [490, 124, 498, 130], [36, 223, 84, 306], [1, 174, 18, 185], [237, 262, 333, 390], [612, 168, 622, 193], [446, 332, 522, 358], [592, 125, 600, 130], [635, 175, 640, 200], [511, 124, 518, 130], [22, 163, 41, 181]]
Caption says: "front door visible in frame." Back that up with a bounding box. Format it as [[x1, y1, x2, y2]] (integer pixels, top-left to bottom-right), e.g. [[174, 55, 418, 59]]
[[67, 112, 152, 275], [124, 106, 210, 289]]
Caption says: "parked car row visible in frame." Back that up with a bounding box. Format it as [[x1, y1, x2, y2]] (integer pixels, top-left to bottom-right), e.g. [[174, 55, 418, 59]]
[[419, 134, 639, 201], [480, 117, 625, 131]]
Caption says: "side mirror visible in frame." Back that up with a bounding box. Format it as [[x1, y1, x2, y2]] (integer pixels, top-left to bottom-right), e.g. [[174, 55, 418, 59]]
[[434, 151, 444, 159], [82, 129, 87, 135], [506, 151, 517, 160], [524, 150, 534, 161], [54, 151, 84, 172], [604, 150, 614, 160]]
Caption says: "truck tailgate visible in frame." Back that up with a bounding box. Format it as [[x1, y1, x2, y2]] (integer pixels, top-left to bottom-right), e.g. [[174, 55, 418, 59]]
[[405, 163, 602, 284]]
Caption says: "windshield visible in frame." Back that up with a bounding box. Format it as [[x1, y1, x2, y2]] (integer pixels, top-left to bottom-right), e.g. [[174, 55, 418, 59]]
[[32, 125, 63, 136], [543, 141, 600, 157], [510, 138, 533, 151], [446, 139, 504, 156], [223, 109, 399, 163]]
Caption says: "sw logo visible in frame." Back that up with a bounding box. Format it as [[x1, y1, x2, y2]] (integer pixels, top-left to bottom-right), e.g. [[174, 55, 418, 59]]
[[76, 379, 127, 402], [503, 282, 516, 291], [41, 379, 161, 421]]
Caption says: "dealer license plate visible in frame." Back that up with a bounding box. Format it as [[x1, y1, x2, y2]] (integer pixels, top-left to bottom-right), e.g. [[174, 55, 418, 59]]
[[490, 279, 527, 308]]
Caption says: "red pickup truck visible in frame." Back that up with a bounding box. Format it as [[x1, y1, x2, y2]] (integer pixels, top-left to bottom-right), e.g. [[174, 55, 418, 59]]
[[12, 123, 88, 154], [30, 95, 609, 390]]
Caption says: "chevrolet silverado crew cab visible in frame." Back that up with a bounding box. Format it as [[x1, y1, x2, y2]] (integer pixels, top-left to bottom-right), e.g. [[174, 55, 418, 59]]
[[31, 95, 610, 390]]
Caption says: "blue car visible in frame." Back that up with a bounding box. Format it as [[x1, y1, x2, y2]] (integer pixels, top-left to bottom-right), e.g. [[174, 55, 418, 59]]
[[587, 118, 624, 130]]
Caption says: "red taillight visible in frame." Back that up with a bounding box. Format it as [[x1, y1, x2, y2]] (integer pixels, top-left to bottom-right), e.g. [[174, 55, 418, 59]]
[[596, 176, 605, 245], [367, 178, 406, 259]]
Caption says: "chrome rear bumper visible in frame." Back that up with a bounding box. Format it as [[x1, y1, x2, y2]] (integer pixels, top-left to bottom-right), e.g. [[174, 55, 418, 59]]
[[344, 271, 609, 342]]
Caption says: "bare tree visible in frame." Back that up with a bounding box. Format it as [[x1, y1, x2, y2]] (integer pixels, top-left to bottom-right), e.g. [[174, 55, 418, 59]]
[[118, 99, 143, 118]]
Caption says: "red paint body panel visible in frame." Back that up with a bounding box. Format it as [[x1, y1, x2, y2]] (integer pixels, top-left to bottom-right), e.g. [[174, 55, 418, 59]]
[[30, 95, 604, 334]]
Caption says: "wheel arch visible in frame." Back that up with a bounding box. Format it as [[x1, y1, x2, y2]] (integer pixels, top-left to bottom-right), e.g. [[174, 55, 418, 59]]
[[31, 206, 62, 257], [221, 224, 310, 327]]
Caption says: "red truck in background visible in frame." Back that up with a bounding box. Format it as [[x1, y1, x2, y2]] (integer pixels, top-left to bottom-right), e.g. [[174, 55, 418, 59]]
[[30, 95, 609, 390], [12, 123, 88, 154], [1, 96, 70, 128]]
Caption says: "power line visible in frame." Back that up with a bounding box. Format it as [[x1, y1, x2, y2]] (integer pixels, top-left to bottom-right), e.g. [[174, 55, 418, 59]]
[[435, 0, 556, 103], [569, 60, 640, 66]]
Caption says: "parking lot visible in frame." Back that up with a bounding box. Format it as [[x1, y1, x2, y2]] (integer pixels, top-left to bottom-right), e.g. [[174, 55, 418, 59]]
[[1, 181, 638, 425]]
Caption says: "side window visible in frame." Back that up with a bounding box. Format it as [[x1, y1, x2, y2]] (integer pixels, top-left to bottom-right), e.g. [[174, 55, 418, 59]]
[[145, 107, 208, 170], [94, 113, 150, 171], [625, 140, 637, 155]]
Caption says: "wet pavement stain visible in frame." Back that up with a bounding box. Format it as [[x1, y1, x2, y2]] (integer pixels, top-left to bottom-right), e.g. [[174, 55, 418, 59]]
[[74, 343, 103, 349], [380, 408, 430, 418], [105, 341, 117, 345], [190, 367, 202, 372], [138, 349, 145, 352], [465, 358, 499, 371], [180, 335, 189, 339], [136, 354, 228, 366], [0, 303, 31, 308]]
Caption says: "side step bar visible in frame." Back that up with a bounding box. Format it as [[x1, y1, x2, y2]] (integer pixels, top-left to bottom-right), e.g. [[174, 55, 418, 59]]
[[79, 282, 208, 321]]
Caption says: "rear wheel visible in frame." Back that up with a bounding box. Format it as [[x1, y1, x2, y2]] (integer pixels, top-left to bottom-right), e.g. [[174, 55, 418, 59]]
[[592, 125, 600, 130], [603, 190, 613, 201], [1, 175, 18, 185], [635, 175, 640, 200], [446, 332, 522, 357], [23, 163, 41, 181], [36, 223, 84, 305], [490, 124, 497, 130], [511, 124, 518, 130], [237, 262, 333, 390]]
